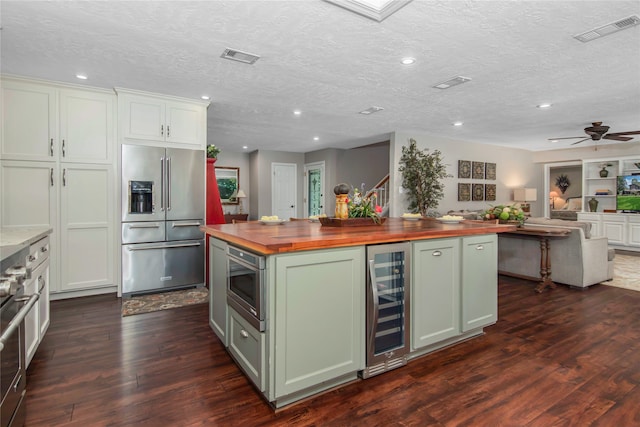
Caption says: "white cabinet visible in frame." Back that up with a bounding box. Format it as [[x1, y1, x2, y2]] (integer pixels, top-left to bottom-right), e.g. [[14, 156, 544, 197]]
[[116, 89, 208, 148], [1, 79, 114, 164], [24, 235, 51, 368], [1, 78, 117, 297], [578, 212, 640, 250]]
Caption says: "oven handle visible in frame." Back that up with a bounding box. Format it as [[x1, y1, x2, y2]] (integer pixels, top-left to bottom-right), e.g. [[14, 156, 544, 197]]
[[0, 293, 39, 352]]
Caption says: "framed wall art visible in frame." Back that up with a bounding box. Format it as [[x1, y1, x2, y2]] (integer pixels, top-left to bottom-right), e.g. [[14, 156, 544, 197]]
[[485, 184, 496, 201], [485, 163, 496, 180], [458, 160, 471, 179], [458, 183, 471, 201], [215, 166, 240, 204], [472, 183, 484, 201], [472, 161, 485, 179]]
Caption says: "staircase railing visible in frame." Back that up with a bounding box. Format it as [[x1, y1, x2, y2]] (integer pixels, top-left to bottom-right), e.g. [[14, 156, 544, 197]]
[[365, 174, 390, 216]]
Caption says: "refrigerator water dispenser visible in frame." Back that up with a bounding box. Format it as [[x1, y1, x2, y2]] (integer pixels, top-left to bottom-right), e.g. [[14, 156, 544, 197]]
[[129, 180, 153, 214]]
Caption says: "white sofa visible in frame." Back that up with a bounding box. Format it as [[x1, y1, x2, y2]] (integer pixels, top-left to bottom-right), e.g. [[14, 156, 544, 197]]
[[498, 218, 615, 289]]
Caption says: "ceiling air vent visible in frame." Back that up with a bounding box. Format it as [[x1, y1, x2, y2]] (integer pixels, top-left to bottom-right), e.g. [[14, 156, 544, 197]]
[[221, 48, 260, 64], [359, 106, 384, 115], [573, 15, 640, 42], [432, 76, 472, 90]]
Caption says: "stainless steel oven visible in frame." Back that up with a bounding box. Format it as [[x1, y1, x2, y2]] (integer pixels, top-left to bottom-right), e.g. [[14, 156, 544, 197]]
[[1, 245, 39, 427], [226, 245, 265, 331]]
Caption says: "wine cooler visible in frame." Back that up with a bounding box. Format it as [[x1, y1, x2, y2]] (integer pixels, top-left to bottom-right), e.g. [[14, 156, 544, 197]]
[[361, 242, 411, 379]]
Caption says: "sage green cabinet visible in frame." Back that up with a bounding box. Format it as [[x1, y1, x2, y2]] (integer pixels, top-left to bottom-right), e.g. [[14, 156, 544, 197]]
[[228, 306, 266, 392], [412, 238, 461, 349], [270, 246, 365, 401], [461, 235, 497, 332], [208, 237, 228, 345]]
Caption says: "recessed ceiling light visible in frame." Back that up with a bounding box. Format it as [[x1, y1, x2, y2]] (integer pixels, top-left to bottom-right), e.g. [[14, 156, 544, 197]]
[[242, 145, 248, 150], [432, 76, 471, 90], [293, 110, 301, 116], [537, 103, 552, 109], [359, 106, 384, 115], [313, 136, 319, 141], [201, 95, 210, 100], [550, 139, 559, 143], [452, 121, 463, 126], [76, 74, 88, 80], [401, 57, 415, 65]]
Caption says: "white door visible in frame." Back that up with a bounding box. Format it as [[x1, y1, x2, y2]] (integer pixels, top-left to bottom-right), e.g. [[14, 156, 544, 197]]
[[59, 163, 114, 291], [272, 163, 297, 220], [304, 162, 325, 217]]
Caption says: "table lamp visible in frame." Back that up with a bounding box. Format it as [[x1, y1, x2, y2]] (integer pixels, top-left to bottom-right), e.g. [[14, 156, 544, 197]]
[[514, 188, 537, 214], [236, 189, 247, 214]]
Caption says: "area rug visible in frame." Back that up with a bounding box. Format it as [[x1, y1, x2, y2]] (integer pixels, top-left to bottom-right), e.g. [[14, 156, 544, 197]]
[[122, 287, 208, 317], [601, 254, 640, 292]]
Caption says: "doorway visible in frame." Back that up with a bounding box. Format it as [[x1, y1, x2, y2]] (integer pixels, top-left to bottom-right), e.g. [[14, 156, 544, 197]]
[[272, 163, 297, 219], [304, 161, 325, 217]]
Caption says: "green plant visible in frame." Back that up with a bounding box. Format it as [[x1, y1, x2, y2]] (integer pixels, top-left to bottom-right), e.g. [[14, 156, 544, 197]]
[[206, 144, 220, 159], [347, 187, 382, 223], [482, 204, 525, 225], [398, 138, 452, 216]]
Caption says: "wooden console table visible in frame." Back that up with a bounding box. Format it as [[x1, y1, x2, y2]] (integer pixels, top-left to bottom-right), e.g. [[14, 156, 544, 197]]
[[223, 214, 248, 224], [504, 226, 571, 293]]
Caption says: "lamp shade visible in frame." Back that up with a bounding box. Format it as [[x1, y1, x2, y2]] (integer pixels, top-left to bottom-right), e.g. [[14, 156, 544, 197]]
[[236, 189, 247, 198], [549, 191, 559, 198], [514, 188, 537, 202]]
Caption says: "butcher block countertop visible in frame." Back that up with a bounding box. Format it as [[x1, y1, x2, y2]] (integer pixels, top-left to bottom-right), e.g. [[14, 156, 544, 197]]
[[201, 218, 516, 255]]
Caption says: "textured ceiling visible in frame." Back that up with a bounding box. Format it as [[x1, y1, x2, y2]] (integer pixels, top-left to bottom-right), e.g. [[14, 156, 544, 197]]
[[1, 1, 639, 153]]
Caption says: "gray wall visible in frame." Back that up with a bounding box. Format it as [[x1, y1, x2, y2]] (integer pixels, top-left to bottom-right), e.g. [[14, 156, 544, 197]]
[[389, 131, 543, 217], [549, 165, 582, 209]]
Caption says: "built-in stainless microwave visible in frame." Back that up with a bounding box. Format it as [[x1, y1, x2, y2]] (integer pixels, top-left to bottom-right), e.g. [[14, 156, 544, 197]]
[[226, 245, 265, 331]]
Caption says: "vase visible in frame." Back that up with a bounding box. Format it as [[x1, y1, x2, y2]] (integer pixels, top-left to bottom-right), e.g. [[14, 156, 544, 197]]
[[599, 168, 608, 178], [588, 197, 599, 212]]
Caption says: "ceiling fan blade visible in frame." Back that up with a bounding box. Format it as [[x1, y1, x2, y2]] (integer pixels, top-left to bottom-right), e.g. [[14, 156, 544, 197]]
[[603, 134, 633, 141], [606, 130, 640, 136], [548, 136, 585, 140], [570, 138, 590, 145]]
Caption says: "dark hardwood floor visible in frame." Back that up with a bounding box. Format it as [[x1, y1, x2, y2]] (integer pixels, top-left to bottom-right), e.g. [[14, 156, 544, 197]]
[[25, 276, 640, 426]]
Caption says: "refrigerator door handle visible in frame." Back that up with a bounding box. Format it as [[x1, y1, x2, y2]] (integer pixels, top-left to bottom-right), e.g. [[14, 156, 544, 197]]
[[127, 242, 201, 251], [171, 222, 201, 228], [368, 259, 380, 356], [166, 156, 172, 211], [160, 157, 165, 211]]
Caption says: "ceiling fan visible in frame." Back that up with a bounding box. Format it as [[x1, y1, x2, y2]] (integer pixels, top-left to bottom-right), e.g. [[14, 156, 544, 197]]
[[549, 122, 640, 145]]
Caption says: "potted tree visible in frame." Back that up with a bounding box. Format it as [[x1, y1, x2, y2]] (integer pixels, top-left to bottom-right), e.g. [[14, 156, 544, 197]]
[[398, 138, 452, 217]]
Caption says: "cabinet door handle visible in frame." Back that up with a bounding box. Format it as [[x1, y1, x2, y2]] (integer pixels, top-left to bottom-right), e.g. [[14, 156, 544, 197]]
[[41, 246, 48, 253], [432, 251, 442, 257], [50, 138, 54, 156], [476, 245, 484, 251], [62, 168, 66, 186], [161, 124, 164, 136], [167, 125, 170, 137], [50, 168, 54, 186], [240, 329, 249, 338], [28, 255, 36, 262], [62, 139, 66, 157]]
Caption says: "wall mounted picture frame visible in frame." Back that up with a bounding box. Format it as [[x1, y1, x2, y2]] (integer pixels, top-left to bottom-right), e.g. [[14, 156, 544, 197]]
[[485, 184, 496, 201], [458, 160, 471, 179], [215, 166, 240, 205], [485, 163, 496, 180], [458, 183, 471, 201], [472, 161, 485, 179], [472, 183, 484, 201]]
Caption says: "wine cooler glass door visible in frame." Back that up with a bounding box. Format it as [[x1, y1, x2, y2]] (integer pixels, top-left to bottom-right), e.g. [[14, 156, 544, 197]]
[[365, 242, 410, 373]]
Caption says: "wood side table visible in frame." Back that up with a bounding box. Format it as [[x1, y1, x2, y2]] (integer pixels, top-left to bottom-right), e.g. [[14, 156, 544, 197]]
[[503, 226, 571, 293]]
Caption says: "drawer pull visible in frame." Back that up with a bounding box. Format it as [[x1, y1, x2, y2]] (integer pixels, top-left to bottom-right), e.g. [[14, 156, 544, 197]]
[[476, 245, 484, 251], [432, 251, 442, 257], [41, 246, 48, 253], [28, 255, 36, 262], [240, 329, 249, 339]]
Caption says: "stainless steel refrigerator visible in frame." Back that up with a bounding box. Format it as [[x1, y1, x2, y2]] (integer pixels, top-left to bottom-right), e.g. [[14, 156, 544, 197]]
[[121, 144, 205, 296]]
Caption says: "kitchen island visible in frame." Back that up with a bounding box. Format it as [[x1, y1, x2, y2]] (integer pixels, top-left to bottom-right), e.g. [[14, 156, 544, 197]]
[[201, 218, 515, 408]]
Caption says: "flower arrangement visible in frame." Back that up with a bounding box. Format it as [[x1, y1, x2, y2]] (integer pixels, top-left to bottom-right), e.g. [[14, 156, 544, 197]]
[[481, 204, 525, 225], [347, 187, 383, 223]]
